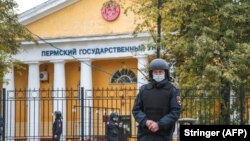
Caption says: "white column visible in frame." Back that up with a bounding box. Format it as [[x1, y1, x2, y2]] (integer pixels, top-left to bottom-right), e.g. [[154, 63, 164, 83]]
[[52, 60, 66, 139], [135, 55, 148, 89], [80, 59, 92, 139], [27, 62, 40, 140], [3, 66, 15, 140]]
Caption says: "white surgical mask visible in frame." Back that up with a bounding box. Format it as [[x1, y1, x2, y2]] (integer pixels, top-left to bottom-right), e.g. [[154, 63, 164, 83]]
[[153, 74, 165, 82]]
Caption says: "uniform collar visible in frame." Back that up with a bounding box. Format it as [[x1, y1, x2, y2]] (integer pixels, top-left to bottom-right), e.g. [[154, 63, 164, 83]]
[[146, 80, 171, 89]]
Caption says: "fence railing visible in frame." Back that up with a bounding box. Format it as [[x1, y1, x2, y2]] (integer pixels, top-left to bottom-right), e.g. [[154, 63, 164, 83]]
[[0, 87, 249, 140], [181, 87, 250, 125]]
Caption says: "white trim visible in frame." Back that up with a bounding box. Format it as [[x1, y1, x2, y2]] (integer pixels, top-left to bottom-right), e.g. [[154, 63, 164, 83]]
[[52, 60, 67, 138], [80, 59, 93, 137], [19, 0, 79, 25], [15, 33, 155, 63], [27, 62, 40, 138], [21, 33, 152, 45], [135, 55, 148, 88]]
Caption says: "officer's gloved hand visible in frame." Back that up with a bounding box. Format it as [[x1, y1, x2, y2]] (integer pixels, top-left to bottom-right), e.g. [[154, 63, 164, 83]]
[[146, 120, 154, 127], [148, 121, 159, 132]]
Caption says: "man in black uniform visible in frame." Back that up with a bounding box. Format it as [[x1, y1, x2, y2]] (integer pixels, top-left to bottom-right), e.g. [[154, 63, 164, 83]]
[[53, 111, 63, 141], [106, 112, 122, 141], [132, 58, 181, 141], [0, 116, 3, 141]]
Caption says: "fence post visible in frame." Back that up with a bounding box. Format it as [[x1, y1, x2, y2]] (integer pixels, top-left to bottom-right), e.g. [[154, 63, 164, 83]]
[[240, 85, 245, 125], [81, 87, 84, 141], [2, 88, 6, 141]]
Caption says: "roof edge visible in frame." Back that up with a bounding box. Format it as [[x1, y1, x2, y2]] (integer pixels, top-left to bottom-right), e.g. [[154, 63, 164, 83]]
[[18, 0, 79, 25]]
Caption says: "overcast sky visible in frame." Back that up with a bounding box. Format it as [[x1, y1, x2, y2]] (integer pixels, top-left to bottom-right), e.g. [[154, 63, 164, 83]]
[[15, 0, 48, 13]]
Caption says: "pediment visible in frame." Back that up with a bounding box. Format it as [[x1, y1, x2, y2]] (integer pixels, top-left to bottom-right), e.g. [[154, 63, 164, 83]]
[[18, 0, 135, 38], [19, 0, 79, 25]]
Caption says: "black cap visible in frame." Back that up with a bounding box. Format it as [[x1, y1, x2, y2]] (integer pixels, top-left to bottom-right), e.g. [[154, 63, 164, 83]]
[[149, 58, 169, 71], [149, 58, 170, 81], [110, 112, 118, 120], [54, 111, 62, 118]]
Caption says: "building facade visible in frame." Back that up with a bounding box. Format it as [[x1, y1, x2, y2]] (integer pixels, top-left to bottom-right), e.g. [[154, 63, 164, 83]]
[[3, 0, 161, 140]]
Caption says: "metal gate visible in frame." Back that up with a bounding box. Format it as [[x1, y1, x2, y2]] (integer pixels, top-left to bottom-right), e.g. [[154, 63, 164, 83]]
[[82, 87, 137, 141], [3, 88, 82, 140], [2, 87, 137, 141], [1, 86, 250, 140]]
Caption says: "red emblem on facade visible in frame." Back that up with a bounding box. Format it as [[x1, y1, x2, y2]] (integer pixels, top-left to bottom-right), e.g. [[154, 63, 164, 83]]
[[101, 0, 120, 22]]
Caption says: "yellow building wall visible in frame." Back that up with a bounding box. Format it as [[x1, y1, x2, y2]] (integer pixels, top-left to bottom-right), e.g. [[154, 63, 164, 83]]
[[92, 58, 137, 89], [14, 64, 28, 124], [92, 58, 137, 136], [26, 0, 136, 38], [65, 62, 80, 89], [39, 63, 54, 136], [40, 63, 54, 89], [13, 0, 141, 137], [14, 64, 28, 90], [12, 59, 139, 137], [14, 58, 137, 90], [14, 64, 28, 136], [65, 61, 81, 135]]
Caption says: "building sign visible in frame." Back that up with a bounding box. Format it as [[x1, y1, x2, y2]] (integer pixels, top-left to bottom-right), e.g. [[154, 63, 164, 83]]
[[101, 0, 120, 22], [41, 45, 164, 57]]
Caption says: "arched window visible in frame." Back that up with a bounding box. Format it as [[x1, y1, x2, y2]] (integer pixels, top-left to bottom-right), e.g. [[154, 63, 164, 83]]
[[111, 69, 137, 84]]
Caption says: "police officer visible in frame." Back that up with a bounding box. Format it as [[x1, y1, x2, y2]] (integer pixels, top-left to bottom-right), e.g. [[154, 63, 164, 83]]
[[53, 111, 63, 141], [0, 116, 3, 141], [132, 58, 181, 141], [106, 112, 122, 141]]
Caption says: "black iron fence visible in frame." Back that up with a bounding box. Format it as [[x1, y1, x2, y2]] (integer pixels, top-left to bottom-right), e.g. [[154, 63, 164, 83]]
[[0, 86, 249, 140], [180, 87, 250, 125]]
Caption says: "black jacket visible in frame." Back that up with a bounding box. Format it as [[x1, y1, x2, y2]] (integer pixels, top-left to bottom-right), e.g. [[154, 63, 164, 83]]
[[132, 80, 181, 137], [53, 118, 62, 136], [106, 120, 120, 141]]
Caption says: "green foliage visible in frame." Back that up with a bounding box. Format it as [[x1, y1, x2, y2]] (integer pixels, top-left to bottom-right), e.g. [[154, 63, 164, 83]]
[[0, 0, 34, 84], [124, 0, 250, 125], [127, 0, 250, 88], [167, 0, 250, 88], [123, 0, 161, 41]]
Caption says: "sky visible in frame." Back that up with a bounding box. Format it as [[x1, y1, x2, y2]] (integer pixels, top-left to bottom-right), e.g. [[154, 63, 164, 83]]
[[15, 0, 48, 13]]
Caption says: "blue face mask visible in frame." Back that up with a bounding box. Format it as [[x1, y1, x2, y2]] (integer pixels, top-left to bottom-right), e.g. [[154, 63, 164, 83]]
[[153, 74, 165, 82]]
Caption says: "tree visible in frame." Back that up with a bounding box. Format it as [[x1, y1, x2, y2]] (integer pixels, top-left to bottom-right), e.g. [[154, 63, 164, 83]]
[[0, 0, 34, 84], [126, 0, 250, 88], [162, 1, 250, 124], [127, 0, 250, 124], [164, 0, 250, 88]]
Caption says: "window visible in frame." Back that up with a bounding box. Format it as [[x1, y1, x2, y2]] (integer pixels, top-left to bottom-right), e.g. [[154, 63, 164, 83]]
[[111, 69, 137, 84]]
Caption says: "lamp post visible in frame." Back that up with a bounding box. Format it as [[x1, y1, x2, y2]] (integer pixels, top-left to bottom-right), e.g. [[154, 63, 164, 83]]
[[156, 0, 162, 58]]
